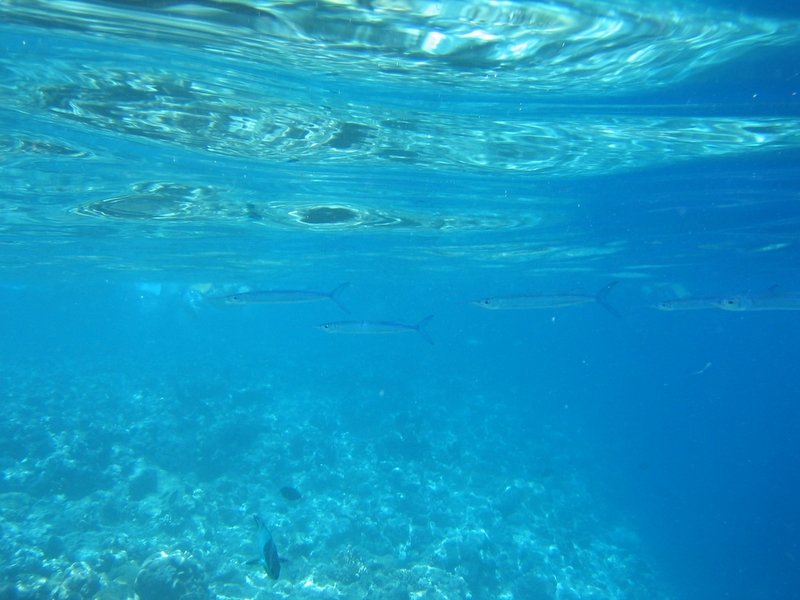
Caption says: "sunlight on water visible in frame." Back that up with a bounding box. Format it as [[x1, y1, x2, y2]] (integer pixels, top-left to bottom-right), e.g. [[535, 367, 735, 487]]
[[4, 0, 798, 94], [18, 65, 800, 174], [72, 182, 539, 232], [4, 1, 800, 170], [2, 1, 799, 178], [0, 0, 799, 277]]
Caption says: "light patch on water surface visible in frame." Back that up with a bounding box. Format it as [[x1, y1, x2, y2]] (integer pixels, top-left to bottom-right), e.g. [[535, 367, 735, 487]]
[[2, 0, 799, 278], [74, 183, 225, 222], [754, 242, 791, 253], [3, 0, 798, 94], [3, 0, 799, 176], [74, 185, 539, 233], [19, 63, 800, 176], [426, 242, 623, 268], [0, 133, 91, 160]]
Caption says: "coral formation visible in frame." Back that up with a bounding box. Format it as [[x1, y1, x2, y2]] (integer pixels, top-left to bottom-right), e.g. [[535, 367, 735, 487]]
[[134, 551, 210, 600]]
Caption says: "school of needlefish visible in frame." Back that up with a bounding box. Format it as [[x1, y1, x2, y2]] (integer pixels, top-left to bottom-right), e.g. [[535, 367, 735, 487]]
[[191, 279, 798, 583], [193, 280, 800, 350]]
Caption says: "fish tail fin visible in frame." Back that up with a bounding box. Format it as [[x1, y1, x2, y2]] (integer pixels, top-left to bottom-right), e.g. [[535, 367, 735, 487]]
[[329, 282, 350, 313], [595, 281, 621, 317], [415, 315, 435, 345]]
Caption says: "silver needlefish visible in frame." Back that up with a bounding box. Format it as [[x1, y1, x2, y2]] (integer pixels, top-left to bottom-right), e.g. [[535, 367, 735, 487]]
[[317, 315, 434, 345], [218, 282, 349, 313], [472, 281, 619, 316], [652, 297, 725, 311], [251, 515, 281, 580], [715, 292, 800, 311]]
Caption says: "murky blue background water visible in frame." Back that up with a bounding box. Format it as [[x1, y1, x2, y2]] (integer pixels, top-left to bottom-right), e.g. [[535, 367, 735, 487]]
[[1, 2, 799, 599]]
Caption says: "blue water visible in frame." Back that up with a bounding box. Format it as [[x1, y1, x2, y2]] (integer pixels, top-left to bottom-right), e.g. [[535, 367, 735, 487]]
[[2, 2, 800, 599]]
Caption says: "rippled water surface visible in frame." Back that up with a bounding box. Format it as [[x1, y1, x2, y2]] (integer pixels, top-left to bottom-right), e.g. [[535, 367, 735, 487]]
[[2, 0, 799, 279]]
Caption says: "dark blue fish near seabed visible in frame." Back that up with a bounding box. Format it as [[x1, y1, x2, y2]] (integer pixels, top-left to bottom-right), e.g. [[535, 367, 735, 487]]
[[251, 515, 280, 580]]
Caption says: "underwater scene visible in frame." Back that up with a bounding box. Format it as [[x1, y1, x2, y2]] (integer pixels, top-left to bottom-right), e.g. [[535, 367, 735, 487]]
[[1, 1, 799, 599]]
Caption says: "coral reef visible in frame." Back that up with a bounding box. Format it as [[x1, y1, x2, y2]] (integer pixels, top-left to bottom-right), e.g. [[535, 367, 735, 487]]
[[134, 551, 210, 600], [0, 367, 671, 599]]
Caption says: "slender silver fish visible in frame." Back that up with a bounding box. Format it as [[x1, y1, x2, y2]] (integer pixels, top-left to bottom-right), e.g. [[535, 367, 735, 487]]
[[216, 282, 349, 312], [473, 281, 619, 316], [317, 315, 434, 344], [715, 293, 800, 311], [652, 297, 725, 311]]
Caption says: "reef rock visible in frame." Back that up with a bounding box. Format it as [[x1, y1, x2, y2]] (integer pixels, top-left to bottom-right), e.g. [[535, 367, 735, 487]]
[[134, 551, 210, 600]]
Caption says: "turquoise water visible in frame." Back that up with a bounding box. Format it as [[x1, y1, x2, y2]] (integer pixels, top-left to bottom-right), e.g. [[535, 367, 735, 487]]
[[1, 1, 799, 599]]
